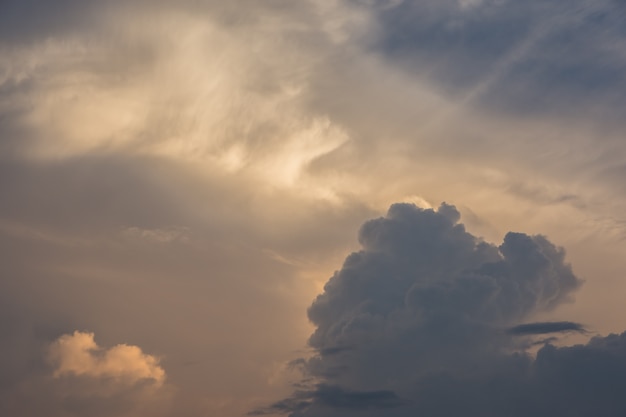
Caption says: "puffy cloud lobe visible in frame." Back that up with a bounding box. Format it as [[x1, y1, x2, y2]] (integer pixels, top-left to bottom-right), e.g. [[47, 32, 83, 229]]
[[257, 204, 626, 416], [308, 203, 579, 353], [48, 331, 165, 386]]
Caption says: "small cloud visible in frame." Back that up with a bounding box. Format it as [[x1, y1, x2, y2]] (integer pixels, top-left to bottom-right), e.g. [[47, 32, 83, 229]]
[[121, 226, 190, 244], [48, 331, 165, 386]]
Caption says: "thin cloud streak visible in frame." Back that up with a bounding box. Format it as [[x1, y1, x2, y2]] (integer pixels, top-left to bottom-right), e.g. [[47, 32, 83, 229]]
[[507, 321, 588, 336]]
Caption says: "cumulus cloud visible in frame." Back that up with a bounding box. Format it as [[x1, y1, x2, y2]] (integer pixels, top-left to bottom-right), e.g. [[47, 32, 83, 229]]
[[258, 203, 626, 416], [48, 331, 165, 386]]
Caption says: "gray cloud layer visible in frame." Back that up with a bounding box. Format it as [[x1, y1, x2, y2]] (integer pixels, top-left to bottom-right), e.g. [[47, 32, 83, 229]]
[[365, 0, 626, 114], [260, 204, 626, 416]]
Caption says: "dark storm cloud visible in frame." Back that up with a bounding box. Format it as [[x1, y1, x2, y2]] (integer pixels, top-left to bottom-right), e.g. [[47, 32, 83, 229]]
[[360, 0, 626, 114], [259, 203, 626, 416], [307, 203, 579, 352], [508, 321, 587, 335]]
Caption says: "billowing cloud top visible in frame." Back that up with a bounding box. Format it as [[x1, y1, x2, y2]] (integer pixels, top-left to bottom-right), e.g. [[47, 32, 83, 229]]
[[307, 203, 580, 364], [258, 204, 626, 416]]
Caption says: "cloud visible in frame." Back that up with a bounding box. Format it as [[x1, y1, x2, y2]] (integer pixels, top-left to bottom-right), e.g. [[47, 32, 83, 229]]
[[258, 203, 626, 416], [508, 321, 587, 336], [2, 1, 626, 416], [0, 0, 351, 193], [122, 226, 190, 244], [48, 331, 165, 385], [307, 203, 580, 351]]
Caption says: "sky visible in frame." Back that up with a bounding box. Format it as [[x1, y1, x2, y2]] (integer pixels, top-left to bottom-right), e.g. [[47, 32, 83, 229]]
[[1, 0, 626, 416]]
